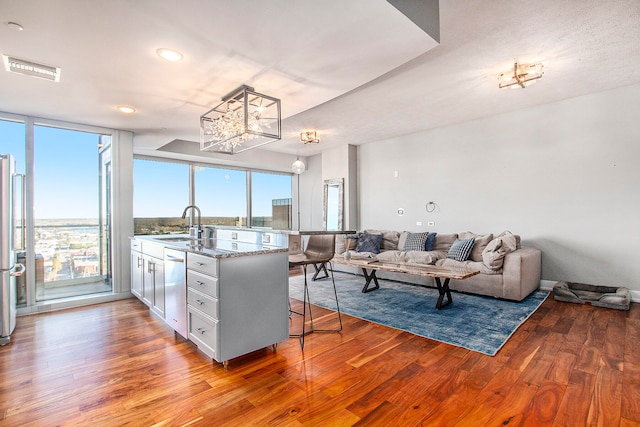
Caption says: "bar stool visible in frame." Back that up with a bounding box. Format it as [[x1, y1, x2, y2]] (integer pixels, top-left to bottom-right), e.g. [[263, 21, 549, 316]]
[[289, 234, 342, 349]]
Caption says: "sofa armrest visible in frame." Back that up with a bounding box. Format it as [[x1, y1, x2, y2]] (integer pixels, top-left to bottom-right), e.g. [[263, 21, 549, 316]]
[[502, 247, 542, 301]]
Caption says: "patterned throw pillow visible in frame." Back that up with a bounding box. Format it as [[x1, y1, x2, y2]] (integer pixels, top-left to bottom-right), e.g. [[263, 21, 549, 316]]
[[424, 232, 437, 251], [447, 238, 476, 261], [355, 233, 383, 254], [402, 232, 429, 251]]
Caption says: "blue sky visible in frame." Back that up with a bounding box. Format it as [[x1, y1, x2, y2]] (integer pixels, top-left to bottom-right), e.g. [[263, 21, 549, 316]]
[[2, 119, 292, 219], [1, 120, 99, 219]]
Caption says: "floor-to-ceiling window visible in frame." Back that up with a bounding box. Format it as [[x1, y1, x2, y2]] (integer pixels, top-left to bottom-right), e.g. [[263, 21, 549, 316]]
[[0, 117, 114, 305]]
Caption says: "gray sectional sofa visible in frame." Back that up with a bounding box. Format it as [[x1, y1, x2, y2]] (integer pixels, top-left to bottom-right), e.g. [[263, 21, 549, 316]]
[[333, 229, 542, 302]]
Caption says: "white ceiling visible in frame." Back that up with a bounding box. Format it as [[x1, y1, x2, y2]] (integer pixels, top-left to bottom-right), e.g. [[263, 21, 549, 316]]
[[1, 0, 639, 160]]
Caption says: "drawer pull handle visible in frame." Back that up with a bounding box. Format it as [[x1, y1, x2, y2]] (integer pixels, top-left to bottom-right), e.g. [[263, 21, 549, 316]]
[[196, 262, 205, 266], [194, 280, 204, 286], [196, 299, 204, 305], [196, 327, 206, 334]]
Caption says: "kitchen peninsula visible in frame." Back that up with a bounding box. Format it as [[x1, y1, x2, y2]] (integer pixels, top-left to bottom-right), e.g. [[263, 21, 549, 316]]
[[130, 229, 289, 368]]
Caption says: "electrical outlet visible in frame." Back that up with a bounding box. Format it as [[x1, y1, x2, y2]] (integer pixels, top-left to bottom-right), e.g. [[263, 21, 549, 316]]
[[416, 221, 422, 226], [428, 221, 435, 226]]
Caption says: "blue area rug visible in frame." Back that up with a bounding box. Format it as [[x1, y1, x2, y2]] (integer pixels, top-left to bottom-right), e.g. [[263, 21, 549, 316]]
[[289, 271, 548, 356]]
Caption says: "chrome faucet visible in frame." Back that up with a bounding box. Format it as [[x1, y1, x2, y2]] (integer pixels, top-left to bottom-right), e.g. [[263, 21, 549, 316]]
[[181, 205, 202, 239]]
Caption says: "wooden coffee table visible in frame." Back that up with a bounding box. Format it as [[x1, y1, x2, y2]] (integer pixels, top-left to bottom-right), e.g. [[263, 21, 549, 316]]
[[332, 258, 480, 310]]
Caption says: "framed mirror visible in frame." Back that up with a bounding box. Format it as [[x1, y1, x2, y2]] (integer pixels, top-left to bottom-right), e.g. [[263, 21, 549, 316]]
[[323, 178, 344, 231]]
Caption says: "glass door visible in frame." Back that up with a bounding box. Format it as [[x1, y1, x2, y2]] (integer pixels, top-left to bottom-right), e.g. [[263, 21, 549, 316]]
[[33, 125, 112, 301]]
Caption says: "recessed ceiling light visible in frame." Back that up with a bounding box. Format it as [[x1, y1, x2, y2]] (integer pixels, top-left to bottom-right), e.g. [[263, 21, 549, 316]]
[[156, 48, 183, 62], [7, 22, 24, 31], [117, 105, 136, 114]]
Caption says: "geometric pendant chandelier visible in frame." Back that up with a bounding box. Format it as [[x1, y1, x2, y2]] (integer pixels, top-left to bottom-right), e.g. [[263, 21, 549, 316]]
[[200, 84, 281, 154], [498, 62, 544, 89]]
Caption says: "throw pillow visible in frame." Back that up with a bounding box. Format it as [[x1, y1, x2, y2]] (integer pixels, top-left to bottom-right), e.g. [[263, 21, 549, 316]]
[[447, 238, 475, 261], [364, 229, 400, 251], [424, 232, 438, 251], [402, 232, 429, 251], [459, 231, 493, 262], [356, 233, 383, 254], [482, 233, 518, 270], [397, 231, 410, 250]]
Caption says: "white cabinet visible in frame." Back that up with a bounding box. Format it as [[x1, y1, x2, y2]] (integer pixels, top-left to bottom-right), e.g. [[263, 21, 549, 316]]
[[186, 251, 289, 366], [130, 240, 143, 299], [130, 239, 165, 318]]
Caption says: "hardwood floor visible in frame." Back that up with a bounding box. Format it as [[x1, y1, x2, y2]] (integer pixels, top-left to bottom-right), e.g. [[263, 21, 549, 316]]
[[1, 285, 639, 426]]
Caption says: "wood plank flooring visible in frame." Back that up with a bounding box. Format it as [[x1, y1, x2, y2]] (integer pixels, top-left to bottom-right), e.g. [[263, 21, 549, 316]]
[[1, 284, 639, 426]]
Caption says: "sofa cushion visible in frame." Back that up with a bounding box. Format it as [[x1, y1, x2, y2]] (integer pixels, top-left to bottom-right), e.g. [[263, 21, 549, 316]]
[[436, 258, 500, 275], [424, 232, 437, 251], [376, 250, 407, 263], [406, 250, 442, 265], [356, 233, 383, 254], [447, 238, 475, 261], [349, 251, 377, 260], [497, 230, 521, 249], [482, 232, 518, 270], [364, 229, 400, 251], [459, 232, 493, 262], [433, 233, 458, 252], [402, 232, 429, 251]]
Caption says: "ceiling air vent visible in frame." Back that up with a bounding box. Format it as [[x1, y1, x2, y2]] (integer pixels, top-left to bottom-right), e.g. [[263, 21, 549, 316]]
[[2, 54, 61, 82]]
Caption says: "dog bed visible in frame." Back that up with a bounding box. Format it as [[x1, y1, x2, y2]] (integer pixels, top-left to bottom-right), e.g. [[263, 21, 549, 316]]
[[553, 281, 630, 310]]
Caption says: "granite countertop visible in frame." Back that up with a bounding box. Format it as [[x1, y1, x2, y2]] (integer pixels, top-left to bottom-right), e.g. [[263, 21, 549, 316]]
[[131, 235, 288, 259]]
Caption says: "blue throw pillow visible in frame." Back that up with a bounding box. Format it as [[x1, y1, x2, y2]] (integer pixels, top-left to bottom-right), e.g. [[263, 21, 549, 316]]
[[424, 232, 437, 251], [402, 232, 429, 251], [356, 233, 383, 254], [447, 238, 475, 261]]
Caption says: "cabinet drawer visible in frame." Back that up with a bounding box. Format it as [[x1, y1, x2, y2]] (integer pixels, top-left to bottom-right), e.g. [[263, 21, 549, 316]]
[[186, 270, 218, 298], [187, 253, 218, 276], [130, 239, 142, 252], [187, 288, 219, 319], [188, 307, 219, 359]]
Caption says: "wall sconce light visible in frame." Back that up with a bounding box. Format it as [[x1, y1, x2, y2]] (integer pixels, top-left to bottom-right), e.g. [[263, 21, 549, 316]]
[[498, 62, 544, 89], [300, 130, 319, 144]]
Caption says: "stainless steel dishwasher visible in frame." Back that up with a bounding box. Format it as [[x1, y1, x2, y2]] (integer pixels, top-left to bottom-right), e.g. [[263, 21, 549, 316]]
[[164, 248, 187, 339]]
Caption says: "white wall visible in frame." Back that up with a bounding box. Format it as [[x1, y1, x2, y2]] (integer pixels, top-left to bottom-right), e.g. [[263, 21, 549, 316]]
[[356, 84, 640, 290], [298, 154, 324, 230], [112, 130, 134, 294]]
